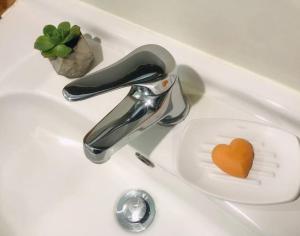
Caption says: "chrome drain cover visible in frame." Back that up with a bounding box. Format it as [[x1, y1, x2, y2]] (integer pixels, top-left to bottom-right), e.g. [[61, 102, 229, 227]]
[[116, 190, 155, 232]]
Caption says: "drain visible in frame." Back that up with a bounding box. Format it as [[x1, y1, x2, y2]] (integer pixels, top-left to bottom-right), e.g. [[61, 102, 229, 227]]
[[116, 190, 155, 232]]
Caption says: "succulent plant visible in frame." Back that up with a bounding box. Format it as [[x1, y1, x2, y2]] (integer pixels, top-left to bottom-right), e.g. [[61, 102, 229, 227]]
[[34, 21, 81, 59]]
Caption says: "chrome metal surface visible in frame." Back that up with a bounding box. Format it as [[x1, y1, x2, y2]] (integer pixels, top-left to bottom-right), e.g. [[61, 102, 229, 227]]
[[116, 190, 155, 232], [122, 197, 147, 223], [63, 44, 189, 164], [135, 152, 155, 168]]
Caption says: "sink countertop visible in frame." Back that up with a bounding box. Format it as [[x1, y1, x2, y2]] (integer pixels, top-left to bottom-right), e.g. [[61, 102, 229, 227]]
[[1, 0, 300, 235]]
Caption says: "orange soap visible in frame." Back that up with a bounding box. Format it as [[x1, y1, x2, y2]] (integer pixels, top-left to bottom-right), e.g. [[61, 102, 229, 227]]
[[212, 138, 254, 178]]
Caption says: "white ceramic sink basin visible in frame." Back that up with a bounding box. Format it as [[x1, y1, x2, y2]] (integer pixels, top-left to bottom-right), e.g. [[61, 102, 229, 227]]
[[0, 93, 254, 236], [0, 93, 90, 235], [1, 0, 300, 235]]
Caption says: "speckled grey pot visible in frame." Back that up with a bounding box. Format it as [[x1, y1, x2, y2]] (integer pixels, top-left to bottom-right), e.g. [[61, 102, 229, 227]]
[[50, 35, 94, 78]]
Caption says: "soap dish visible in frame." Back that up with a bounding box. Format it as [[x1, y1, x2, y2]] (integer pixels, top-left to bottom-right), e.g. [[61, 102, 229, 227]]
[[176, 119, 300, 204]]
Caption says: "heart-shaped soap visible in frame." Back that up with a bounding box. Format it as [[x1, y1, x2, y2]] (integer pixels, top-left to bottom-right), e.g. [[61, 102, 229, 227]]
[[212, 138, 254, 178]]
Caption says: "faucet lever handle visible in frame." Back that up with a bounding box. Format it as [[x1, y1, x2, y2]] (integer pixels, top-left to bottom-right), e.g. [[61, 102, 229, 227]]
[[63, 44, 176, 101]]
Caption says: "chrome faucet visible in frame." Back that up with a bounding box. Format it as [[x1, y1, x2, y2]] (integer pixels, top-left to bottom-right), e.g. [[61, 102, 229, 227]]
[[63, 45, 189, 164]]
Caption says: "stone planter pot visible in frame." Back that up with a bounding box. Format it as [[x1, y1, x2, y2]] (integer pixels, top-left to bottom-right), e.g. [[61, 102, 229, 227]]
[[50, 35, 94, 78]]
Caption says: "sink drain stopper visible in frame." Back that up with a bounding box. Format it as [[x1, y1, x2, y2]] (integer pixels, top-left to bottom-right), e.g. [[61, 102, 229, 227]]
[[116, 190, 155, 232]]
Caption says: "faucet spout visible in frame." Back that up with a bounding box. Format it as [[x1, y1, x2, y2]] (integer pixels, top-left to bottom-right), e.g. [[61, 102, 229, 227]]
[[63, 45, 189, 164], [83, 86, 169, 163]]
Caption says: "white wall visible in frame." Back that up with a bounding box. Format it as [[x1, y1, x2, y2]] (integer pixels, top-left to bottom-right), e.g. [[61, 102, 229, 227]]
[[82, 0, 300, 91]]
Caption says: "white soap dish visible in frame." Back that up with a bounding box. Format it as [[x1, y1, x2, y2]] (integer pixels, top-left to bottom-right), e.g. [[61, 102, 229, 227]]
[[176, 119, 300, 204]]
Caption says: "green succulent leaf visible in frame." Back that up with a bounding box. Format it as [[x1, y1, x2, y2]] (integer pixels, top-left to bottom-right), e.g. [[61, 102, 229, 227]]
[[49, 29, 63, 45], [34, 35, 55, 51], [58, 21, 71, 32], [43, 25, 62, 44], [53, 44, 72, 58], [70, 25, 81, 36], [62, 25, 81, 44], [41, 48, 57, 59], [43, 25, 56, 37], [57, 21, 71, 38]]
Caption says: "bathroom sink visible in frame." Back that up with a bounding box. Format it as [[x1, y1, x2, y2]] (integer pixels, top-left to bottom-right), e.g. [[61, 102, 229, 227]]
[[1, 0, 300, 235], [0, 93, 254, 235]]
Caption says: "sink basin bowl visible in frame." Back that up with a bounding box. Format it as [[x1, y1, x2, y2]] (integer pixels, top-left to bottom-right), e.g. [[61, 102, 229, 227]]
[[0, 93, 90, 235], [0, 93, 254, 236]]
